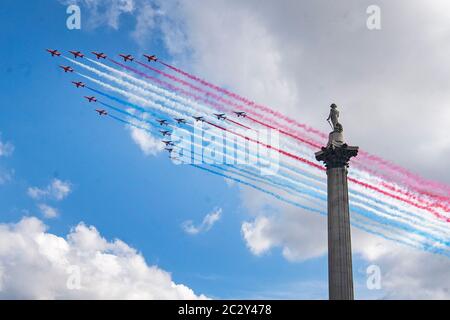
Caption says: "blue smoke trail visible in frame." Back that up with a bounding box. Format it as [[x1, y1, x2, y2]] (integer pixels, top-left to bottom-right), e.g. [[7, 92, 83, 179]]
[[83, 76, 450, 251], [104, 112, 450, 256], [101, 97, 450, 248], [92, 85, 438, 232], [191, 164, 450, 258]]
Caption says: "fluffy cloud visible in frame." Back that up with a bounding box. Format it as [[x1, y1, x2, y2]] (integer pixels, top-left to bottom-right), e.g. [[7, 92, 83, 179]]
[[128, 125, 164, 156], [152, 0, 450, 298], [60, 0, 162, 46], [0, 135, 14, 185], [131, 2, 162, 46], [0, 135, 14, 157], [242, 216, 274, 256], [0, 217, 206, 299], [155, 0, 450, 182], [66, 0, 450, 298], [0, 169, 13, 185], [60, 0, 135, 29], [182, 207, 222, 235], [37, 204, 59, 219], [239, 187, 450, 299], [239, 187, 327, 261], [27, 179, 72, 201]]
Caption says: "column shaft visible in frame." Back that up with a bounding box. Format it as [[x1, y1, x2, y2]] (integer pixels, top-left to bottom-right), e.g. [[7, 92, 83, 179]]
[[327, 166, 354, 300]]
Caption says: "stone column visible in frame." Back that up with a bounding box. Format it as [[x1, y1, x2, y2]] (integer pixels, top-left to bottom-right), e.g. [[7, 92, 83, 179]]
[[316, 144, 358, 300]]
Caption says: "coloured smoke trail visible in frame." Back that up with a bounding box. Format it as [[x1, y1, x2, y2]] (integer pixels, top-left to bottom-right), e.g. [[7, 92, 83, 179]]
[[51, 51, 450, 258], [74, 58, 450, 221], [89, 59, 448, 207], [74, 58, 450, 216], [155, 59, 450, 201]]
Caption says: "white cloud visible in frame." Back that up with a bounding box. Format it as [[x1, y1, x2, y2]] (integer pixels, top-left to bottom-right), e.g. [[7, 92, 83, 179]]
[[27, 179, 72, 201], [240, 188, 327, 261], [60, 0, 135, 30], [128, 125, 163, 156], [241, 216, 274, 256], [153, 0, 450, 298], [0, 216, 206, 299], [182, 208, 222, 235], [239, 187, 450, 299], [0, 169, 13, 185], [58, 0, 450, 298], [0, 136, 14, 157], [37, 204, 59, 219], [131, 2, 162, 46]]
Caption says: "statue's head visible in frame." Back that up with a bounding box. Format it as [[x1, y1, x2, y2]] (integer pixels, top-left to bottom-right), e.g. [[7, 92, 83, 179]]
[[330, 103, 337, 109]]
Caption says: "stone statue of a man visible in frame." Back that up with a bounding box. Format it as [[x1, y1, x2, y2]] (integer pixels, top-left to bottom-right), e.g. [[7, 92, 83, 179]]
[[326, 104, 345, 148], [327, 103, 341, 131]]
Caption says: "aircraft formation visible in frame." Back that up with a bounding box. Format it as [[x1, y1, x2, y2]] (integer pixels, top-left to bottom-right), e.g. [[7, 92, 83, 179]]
[[44, 49, 450, 260], [47, 49, 247, 158]]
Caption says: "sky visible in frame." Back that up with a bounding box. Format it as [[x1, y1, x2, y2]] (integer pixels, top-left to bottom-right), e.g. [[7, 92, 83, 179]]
[[0, 0, 450, 299]]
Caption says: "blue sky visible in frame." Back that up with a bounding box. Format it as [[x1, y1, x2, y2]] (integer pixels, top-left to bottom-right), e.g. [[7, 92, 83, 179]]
[[4, 0, 450, 300], [0, 0, 348, 299]]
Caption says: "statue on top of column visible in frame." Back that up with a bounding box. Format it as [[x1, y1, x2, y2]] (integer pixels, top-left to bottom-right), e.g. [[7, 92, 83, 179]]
[[327, 103, 342, 132], [327, 103, 345, 148]]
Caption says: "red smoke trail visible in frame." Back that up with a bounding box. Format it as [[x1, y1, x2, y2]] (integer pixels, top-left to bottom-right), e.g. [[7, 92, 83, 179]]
[[226, 118, 252, 130], [108, 59, 450, 217], [380, 182, 450, 214], [110, 59, 230, 112], [348, 177, 450, 222], [159, 61, 450, 201], [350, 151, 450, 205], [159, 60, 328, 139], [205, 119, 450, 222], [204, 120, 325, 171], [136, 61, 324, 144], [359, 150, 450, 197], [246, 115, 321, 149], [114, 59, 325, 150], [111, 59, 254, 131]]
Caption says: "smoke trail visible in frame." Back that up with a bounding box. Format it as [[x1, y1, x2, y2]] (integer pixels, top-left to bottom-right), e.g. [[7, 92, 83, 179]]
[[96, 56, 450, 210], [102, 96, 450, 247], [192, 164, 450, 257], [69, 57, 214, 121], [158, 61, 328, 139], [135, 61, 326, 143], [71, 54, 450, 222], [78, 58, 259, 144], [78, 73, 187, 120], [91, 58, 235, 117], [104, 95, 450, 241], [106, 58, 327, 151], [78, 65, 324, 173], [82, 73, 450, 224], [101, 57, 450, 209], [156, 60, 450, 203]]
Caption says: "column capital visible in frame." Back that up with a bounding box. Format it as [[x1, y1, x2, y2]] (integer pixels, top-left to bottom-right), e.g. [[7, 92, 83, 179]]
[[315, 144, 359, 169]]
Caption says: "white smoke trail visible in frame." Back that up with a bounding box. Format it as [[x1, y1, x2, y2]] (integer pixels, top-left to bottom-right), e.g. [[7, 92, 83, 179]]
[[76, 63, 450, 247]]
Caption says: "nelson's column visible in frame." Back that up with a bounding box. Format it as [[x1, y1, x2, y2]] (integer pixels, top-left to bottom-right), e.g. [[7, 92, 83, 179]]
[[315, 104, 358, 300]]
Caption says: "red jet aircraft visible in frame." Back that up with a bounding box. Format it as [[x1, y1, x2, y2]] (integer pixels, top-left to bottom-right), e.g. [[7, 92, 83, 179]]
[[214, 113, 227, 120], [233, 111, 247, 118], [72, 81, 85, 88], [119, 54, 134, 62], [69, 50, 84, 58], [46, 49, 61, 57], [84, 96, 97, 103], [143, 54, 157, 62], [92, 51, 107, 59], [95, 109, 107, 116], [60, 65, 74, 73]]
